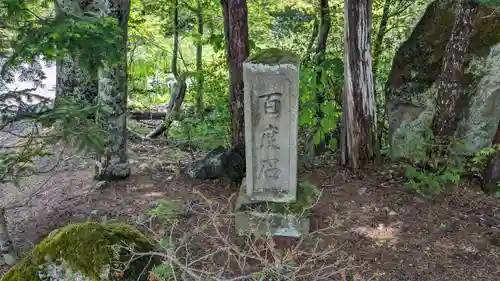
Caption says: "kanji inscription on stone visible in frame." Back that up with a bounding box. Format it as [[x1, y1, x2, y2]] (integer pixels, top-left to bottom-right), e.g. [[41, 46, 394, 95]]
[[243, 59, 299, 203]]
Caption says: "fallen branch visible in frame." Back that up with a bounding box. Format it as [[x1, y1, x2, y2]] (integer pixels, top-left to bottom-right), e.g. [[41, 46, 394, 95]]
[[128, 111, 166, 120]]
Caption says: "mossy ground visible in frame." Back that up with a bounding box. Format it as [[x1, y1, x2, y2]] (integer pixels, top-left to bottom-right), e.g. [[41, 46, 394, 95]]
[[247, 48, 300, 65], [240, 181, 319, 216], [1, 221, 155, 281]]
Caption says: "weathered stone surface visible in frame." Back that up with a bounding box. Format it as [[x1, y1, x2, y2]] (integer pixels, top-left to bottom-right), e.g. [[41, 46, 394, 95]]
[[184, 146, 245, 182], [385, 0, 500, 159], [1, 221, 156, 281], [234, 179, 318, 238], [243, 48, 300, 203]]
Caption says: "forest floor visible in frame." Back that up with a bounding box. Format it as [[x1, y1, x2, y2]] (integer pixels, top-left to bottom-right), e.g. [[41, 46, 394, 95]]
[[0, 127, 500, 281]]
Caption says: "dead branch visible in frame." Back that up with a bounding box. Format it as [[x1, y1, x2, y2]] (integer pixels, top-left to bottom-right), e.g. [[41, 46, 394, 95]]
[[123, 190, 362, 281], [145, 79, 187, 139]]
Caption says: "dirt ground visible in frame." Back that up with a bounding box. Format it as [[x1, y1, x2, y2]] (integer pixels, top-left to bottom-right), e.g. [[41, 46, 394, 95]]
[[0, 136, 499, 281]]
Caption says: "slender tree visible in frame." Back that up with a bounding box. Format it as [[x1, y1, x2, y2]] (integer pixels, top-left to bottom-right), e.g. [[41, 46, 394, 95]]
[[432, 1, 478, 137], [94, 0, 131, 180], [196, 0, 204, 116], [221, 0, 249, 157], [340, 0, 377, 169], [311, 0, 331, 155]]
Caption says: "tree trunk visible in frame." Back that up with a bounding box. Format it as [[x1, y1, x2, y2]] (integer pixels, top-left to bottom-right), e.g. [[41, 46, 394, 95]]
[[372, 0, 391, 160], [195, 0, 204, 116], [94, 0, 131, 180], [372, 0, 391, 79], [432, 1, 478, 138], [54, 0, 98, 107], [221, 0, 249, 158], [145, 0, 187, 139], [341, 0, 377, 169], [483, 121, 500, 194], [310, 0, 331, 155], [305, 18, 319, 57], [171, 0, 180, 79]]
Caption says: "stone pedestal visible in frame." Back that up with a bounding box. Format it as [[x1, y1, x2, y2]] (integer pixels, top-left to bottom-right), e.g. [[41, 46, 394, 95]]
[[234, 178, 318, 238], [234, 48, 317, 238]]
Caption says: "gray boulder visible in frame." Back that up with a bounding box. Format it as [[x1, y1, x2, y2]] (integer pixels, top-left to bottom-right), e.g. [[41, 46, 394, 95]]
[[385, 0, 500, 159]]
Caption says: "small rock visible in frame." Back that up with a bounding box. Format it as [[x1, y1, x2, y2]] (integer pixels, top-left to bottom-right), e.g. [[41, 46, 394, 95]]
[[388, 210, 398, 216], [357, 187, 367, 195], [138, 163, 150, 172], [149, 201, 158, 209], [95, 181, 108, 190]]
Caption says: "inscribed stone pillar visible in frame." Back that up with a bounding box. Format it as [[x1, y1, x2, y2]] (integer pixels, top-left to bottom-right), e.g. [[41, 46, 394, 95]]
[[234, 49, 318, 238], [243, 49, 300, 203]]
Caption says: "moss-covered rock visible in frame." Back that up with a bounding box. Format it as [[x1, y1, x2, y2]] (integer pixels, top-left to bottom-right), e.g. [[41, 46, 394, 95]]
[[1, 222, 157, 281], [385, 0, 500, 159], [247, 48, 300, 65]]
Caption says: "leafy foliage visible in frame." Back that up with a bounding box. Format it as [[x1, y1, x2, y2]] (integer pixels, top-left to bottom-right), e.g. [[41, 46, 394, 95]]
[[0, 0, 122, 188], [402, 132, 500, 198]]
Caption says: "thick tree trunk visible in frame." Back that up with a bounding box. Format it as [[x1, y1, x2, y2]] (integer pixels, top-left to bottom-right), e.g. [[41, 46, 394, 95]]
[[195, 0, 204, 116], [341, 0, 377, 169], [221, 0, 249, 158], [94, 0, 131, 180], [432, 1, 478, 138], [54, 0, 98, 107]]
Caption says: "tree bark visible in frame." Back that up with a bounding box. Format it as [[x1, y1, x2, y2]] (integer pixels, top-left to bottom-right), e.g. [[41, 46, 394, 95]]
[[221, 0, 249, 158], [94, 0, 131, 180], [341, 0, 377, 169], [432, 1, 478, 138]]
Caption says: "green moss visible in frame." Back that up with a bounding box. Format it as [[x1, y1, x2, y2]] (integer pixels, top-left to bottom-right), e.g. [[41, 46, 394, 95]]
[[241, 181, 319, 215], [1, 221, 155, 281], [247, 48, 300, 65]]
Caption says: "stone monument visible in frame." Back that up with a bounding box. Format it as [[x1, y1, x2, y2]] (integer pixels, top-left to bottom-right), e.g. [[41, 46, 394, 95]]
[[234, 48, 318, 238]]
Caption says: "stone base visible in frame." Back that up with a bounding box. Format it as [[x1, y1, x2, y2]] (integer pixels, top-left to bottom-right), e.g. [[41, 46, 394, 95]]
[[234, 179, 317, 238]]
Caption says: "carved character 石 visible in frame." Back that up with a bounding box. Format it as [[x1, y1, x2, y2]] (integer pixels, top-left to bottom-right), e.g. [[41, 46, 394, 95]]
[[258, 158, 282, 180]]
